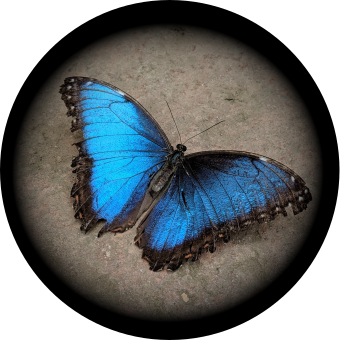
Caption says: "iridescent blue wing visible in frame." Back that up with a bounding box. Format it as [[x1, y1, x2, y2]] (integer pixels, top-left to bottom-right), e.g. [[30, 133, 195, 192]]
[[59, 77, 171, 235], [136, 151, 312, 271]]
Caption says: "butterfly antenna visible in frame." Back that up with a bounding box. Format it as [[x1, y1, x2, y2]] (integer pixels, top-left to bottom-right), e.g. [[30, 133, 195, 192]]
[[184, 120, 225, 144], [166, 100, 182, 144]]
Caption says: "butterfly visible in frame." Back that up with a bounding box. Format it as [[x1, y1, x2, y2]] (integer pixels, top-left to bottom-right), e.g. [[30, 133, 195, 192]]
[[60, 77, 312, 272]]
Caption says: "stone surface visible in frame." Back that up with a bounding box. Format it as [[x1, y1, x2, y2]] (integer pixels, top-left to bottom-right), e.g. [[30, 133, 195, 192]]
[[14, 25, 322, 321]]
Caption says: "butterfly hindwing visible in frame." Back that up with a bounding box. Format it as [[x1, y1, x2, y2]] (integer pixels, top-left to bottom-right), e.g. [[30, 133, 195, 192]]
[[136, 151, 312, 271], [60, 77, 170, 235]]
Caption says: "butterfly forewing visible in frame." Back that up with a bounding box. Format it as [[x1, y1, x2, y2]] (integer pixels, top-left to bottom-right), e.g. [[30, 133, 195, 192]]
[[60, 77, 170, 235]]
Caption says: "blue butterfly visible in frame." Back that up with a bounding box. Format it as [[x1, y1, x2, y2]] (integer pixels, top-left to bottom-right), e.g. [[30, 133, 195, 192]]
[[60, 77, 312, 271]]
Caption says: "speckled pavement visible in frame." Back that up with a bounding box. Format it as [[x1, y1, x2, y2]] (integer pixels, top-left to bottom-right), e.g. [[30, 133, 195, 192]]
[[13, 25, 322, 321]]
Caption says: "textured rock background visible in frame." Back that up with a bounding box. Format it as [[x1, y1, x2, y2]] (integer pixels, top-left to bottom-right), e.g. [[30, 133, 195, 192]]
[[14, 25, 322, 321]]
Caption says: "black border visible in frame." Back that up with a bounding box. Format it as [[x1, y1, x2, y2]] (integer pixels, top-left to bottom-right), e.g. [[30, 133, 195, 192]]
[[1, 1, 339, 339]]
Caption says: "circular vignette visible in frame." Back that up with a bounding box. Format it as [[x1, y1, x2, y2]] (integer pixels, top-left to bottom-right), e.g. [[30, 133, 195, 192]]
[[1, 1, 339, 339]]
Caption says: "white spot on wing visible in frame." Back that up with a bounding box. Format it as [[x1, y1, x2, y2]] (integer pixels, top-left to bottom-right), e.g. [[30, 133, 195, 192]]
[[70, 78, 74, 82], [86, 81, 92, 85], [115, 89, 125, 96], [288, 203, 291, 207], [305, 189, 308, 194], [259, 157, 268, 162], [71, 106, 74, 110], [299, 196, 303, 201], [291, 176, 295, 182], [67, 85, 71, 90]]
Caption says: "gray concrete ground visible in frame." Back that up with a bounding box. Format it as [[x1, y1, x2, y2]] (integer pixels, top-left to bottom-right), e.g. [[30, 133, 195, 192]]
[[14, 25, 322, 321]]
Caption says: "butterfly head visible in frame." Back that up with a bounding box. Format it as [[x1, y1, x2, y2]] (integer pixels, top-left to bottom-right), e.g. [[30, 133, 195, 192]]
[[176, 144, 187, 153], [169, 144, 186, 167]]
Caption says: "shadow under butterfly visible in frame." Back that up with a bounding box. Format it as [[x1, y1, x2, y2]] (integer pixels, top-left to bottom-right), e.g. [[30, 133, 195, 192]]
[[60, 77, 312, 272]]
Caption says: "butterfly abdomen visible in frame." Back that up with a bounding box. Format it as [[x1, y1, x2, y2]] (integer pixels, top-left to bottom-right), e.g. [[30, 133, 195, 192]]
[[151, 168, 172, 193], [149, 149, 184, 196]]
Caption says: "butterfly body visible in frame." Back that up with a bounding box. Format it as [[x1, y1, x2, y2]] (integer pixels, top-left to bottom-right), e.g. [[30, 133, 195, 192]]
[[149, 145, 185, 196], [60, 76, 312, 272]]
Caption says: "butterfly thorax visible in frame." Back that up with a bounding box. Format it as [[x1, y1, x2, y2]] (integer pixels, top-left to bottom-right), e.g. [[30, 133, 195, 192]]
[[150, 145, 186, 196]]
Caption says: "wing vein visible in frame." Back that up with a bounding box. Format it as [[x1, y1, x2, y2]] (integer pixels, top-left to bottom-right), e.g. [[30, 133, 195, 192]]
[[190, 159, 255, 219], [149, 179, 181, 263], [210, 168, 240, 229], [73, 161, 165, 197], [183, 162, 217, 246], [107, 104, 166, 149], [262, 162, 296, 201], [253, 161, 284, 207]]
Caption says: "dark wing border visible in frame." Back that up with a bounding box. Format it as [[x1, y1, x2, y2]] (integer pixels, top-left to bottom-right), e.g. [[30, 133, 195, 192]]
[[185, 150, 306, 184]]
